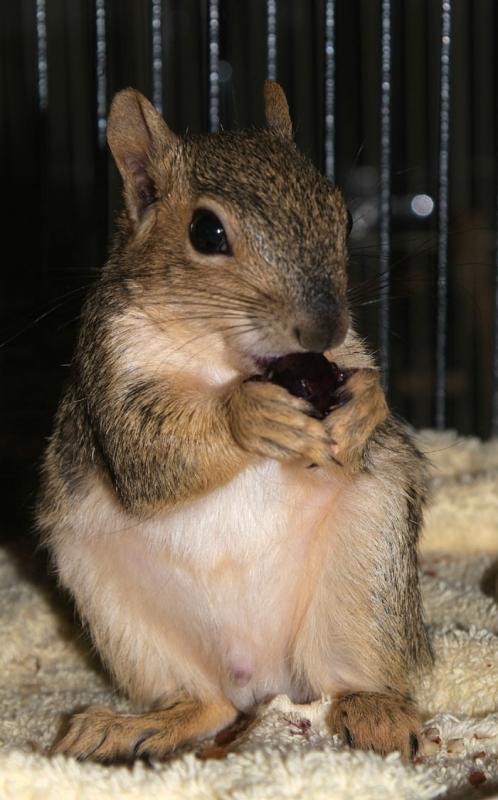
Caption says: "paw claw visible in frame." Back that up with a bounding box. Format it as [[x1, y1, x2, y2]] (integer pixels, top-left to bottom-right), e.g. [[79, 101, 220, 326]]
[[323, 368, 388, 465], [343, 726, 354, 747], [327, 692, 422, 761], [132, 728, 161, 758], [50, 698, 235, 763]]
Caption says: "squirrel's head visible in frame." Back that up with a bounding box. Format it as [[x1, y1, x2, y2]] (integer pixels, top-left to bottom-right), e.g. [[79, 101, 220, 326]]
[[107, 82, 351, 372]]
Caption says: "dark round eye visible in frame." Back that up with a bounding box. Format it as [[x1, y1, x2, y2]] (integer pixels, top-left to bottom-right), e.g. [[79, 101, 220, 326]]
[[346, 209, 353, 237], [189, 209, 231, 255]]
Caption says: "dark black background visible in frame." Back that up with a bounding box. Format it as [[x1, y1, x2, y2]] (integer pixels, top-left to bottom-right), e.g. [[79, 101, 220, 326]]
[[1, 0, 497, 543]]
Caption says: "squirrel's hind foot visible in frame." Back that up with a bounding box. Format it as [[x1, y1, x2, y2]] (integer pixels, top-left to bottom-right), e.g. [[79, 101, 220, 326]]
[[327, 691, 421, 761], [51, 695, 237, 763]]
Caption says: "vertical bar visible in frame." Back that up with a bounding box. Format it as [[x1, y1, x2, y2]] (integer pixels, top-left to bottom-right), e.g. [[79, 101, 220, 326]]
[[267, 0, 277, 81], [151, 0, 163, 114], [435, 1, 452, 430], [324, 0, 336, 182], [494, 183, 498, 435], [95, 0, 107, 149], [208, 0, 220, 132], [35, 0, 48, 110], [379, 0, 391, 391]]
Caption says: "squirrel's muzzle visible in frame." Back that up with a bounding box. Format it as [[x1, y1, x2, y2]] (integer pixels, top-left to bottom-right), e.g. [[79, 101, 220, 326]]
[[293, 307, 349, 353]]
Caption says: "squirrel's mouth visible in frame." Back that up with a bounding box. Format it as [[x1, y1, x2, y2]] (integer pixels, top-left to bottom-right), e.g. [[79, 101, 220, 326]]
[[252, 354, 296, 375], [253, 351, 324, 372], [247, 352, 348, 420], [253, 356, 279, 371]]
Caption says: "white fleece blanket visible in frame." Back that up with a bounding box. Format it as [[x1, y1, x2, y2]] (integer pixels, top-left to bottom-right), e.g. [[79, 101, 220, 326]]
[[0, 431, 497, 799]]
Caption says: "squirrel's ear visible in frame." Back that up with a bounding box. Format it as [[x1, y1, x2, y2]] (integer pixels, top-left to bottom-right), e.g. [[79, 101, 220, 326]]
[[263, 80, 293, 139], [107, 88, 178, 222]]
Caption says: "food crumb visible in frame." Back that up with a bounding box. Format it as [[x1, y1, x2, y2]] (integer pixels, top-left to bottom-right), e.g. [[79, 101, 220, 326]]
[[196, 745, 228, 760], [284, 717, 311, 736], [468, 770, 486, 787]]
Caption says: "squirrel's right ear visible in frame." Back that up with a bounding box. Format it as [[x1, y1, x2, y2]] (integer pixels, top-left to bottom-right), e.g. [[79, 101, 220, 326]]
[[263, 81, 293, 139], [107, 88, 178, 223]]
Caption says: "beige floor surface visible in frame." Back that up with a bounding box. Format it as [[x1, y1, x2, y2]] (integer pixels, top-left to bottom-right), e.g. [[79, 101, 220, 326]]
[[0, 430, 497, 799]]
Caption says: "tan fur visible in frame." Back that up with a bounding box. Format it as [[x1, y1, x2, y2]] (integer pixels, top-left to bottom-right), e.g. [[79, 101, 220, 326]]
[[324, 367, 389, 469], [48, 460, 350, 708], [263, 80, 293, 138], [39, 83, 432, 762], [52, 694, 237, 761], [327, 692, 421, 761]]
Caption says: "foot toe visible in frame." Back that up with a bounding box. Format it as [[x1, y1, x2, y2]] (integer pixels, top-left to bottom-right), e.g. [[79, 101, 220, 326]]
[[327, 692, 422, 761]]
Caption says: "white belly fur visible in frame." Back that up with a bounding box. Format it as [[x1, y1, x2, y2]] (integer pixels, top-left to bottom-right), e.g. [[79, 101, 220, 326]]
[[52, 459, 352, 709]]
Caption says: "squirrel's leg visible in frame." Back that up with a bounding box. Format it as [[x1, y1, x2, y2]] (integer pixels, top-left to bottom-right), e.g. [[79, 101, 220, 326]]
[[297, 398, 432, 760], [51, 692, 237, 762]]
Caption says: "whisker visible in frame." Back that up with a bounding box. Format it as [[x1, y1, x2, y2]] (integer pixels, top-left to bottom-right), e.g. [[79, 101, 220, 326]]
[[354, 295, 405, 308], [162, 320, 264, 362], [163, 294, 267, 313], [0, 285, 90, 348], [347, 237, 437, 303]]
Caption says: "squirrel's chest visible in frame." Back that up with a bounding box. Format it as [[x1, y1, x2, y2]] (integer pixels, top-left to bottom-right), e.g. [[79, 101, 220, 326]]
[[153, 460, 345, 562], [120, 461, 346, 632]]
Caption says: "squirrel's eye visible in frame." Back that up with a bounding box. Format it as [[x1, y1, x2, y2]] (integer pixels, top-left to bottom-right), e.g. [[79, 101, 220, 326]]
[[189, 209, 231, 255], [346, 209, 353, 238]]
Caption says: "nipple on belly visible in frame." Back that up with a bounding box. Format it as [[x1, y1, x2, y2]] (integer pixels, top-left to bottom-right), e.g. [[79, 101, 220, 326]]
[[228, 652, 254, 688], [231, 666, 253, 687]]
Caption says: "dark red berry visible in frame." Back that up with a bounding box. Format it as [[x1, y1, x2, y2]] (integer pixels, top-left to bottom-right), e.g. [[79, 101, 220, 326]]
[[261, 352, 347, 418]]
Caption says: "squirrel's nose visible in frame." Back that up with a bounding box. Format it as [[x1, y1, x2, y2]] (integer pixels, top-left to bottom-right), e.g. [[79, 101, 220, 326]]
[[293, 310, 349, 352]]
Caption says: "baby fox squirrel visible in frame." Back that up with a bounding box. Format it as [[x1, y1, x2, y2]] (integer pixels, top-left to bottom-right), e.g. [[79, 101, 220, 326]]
[[37, 81, 432, 762]]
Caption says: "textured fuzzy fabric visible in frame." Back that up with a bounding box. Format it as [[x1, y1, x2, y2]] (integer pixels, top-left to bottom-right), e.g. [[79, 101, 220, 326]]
[[0, 431, 497, 799]]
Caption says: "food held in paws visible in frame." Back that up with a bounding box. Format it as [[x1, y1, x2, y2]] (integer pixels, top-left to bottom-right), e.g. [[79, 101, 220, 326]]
[[262, 352, 346, 418]]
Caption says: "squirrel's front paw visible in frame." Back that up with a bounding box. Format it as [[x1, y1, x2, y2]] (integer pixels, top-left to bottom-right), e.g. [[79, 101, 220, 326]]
[[228, 379, 333, 466], [325, 368, 388, 467]]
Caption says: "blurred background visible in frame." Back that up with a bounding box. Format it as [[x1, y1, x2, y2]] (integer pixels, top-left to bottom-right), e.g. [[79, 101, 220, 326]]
[[1, 0, 497, 541]]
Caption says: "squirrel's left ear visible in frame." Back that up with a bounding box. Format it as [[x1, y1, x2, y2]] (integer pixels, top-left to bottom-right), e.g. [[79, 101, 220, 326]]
[[263, 80, 293, 139]]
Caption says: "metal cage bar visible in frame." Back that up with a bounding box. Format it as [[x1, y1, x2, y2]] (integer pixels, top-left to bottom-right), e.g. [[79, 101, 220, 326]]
[[208, 0, 220, 132], [493, 159, 498, 437], [435, 1, 452, 430], [35, 0, 48, 111], [324, 0, 335, 183], [267, 0, 278, 81], [151, 0, 163, 114], [379, 0, 392, 390], [95, 0, 107, 148]]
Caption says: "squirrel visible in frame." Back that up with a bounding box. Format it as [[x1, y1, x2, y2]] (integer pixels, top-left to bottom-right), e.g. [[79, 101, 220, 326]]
[[37, 81, 432, 762]]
